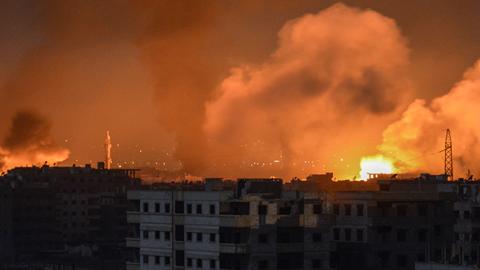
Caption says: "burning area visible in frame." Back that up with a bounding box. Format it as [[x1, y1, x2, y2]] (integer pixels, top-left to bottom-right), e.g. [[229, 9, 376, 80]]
[[0, 110, 69, 172]]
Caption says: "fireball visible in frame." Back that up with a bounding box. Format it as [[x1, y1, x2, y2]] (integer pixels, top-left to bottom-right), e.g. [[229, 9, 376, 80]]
[[359, 155, 395, 180]]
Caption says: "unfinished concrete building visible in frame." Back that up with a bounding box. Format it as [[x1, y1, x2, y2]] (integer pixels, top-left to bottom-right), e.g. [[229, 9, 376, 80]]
[[126, 178, 332, 270]]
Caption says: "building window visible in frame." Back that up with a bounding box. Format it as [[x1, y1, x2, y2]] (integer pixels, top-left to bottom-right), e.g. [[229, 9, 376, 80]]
[[175, 201, 184, 214], [165, 256, 170, 266], [187, 258, 192, 267], [164, 203, 170, 213], [345, 228, 351, 241], [379, 251, 389, 267], [417, 253, 426, 262], [333, 228, 340, 241], [356, 229, 364, 242], [143, 230, 149, 239], [197, 233, 203, 242], [210, 204, 216, 215], [155, 256, 160, 265], [197, 259, 203, 268], [196, 204, 203, 214], [187, 203, 192, 214], [258, 204, 267, 215], [210, 233, 216, 242], [187, 232, 192, 241], [143, 202, 149, 213], [313, 233, 322, 242], [333, 204, 340, 215], [155, 231, 160, 240], [210, 259, 216, 269], [397, 205, 407, 216], [155, 203, 160, 213], [344, 204, 351, 216], [176, 225, 184, 241], [397, 254, 407, 268], [312, 259, 321, 269], [434, 225, 442, 237], [176, 251, 184, 266], [357, 204, 364, 216], [417, 204, 427, 216], [397, 229, 407, 242], [259, 233, 268, 243], [165, 231, 171, 241], [143, 255, 149, 264], [258, 260, 268, 269], [313, 204, 322, 214], [418, 229, 427, 242]]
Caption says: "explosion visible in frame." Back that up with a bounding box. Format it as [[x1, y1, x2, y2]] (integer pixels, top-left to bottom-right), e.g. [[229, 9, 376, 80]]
[[371, 59, 480, 178], [204, 3, 412, 179], [0, 110, 69, 172], [359, 155, 396, 180]]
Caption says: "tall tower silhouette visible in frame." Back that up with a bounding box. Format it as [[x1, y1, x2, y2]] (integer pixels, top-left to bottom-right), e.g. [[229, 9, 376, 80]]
[[105, 130, 112, 169], [444, 129, 453, 181]]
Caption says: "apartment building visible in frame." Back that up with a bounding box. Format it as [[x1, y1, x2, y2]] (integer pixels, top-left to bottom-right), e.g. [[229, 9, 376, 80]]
[[0, 164, 141, 269], [126, 179, 332, 270], [330, 190, 456, 270]]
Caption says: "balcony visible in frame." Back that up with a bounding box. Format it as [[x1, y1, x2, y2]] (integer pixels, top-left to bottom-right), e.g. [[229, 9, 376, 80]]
[[220, 243, 249, 253], [126, 211, 140, 223], [126, 237, 140, 248], [126, 261, 140, 270]]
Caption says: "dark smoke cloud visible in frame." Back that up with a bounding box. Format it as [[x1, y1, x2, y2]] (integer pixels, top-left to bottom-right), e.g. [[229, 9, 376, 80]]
[[0, 110, 69, 171]]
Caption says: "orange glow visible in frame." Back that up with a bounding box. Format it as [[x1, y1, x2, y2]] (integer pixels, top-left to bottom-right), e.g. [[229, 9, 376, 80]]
[[359, 155, 396, 180]]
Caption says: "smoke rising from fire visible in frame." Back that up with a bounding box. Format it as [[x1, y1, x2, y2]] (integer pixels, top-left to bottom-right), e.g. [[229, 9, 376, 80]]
[[204, 4, 412, 178], [0, 110, 69, 172], [1, 1, 479, 178], [377, 59, 480, 178]]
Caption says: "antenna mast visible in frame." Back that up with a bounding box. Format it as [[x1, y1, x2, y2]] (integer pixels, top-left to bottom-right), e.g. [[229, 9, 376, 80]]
[[105, 130, 112, 169], [444, 129, 453, 181]]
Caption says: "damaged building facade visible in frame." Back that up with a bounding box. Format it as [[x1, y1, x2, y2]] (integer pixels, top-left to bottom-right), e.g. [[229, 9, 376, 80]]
[[126, 175, 478, 270]]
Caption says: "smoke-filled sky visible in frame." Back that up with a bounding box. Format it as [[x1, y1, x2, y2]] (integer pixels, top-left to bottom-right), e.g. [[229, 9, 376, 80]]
[[1, 0, 480, 179]]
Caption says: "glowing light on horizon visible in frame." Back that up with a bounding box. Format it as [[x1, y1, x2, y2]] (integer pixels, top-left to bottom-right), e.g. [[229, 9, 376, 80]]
[[359, 155, 395, 180]]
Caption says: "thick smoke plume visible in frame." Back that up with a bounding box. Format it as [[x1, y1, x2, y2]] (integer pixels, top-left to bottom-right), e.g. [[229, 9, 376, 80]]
[[378, 60, 480, 178], [204, 4, 412, 178], [0, 110, 69, 172]]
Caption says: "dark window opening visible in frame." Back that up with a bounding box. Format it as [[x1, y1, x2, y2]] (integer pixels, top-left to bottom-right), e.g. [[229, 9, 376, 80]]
[[313, 233, 322, 242], [175, 225, 184, 241], [143, 202, 149, 213], [210, 233, 216, 242], [344, 204, 352, 216], [333, 204, 340, 215], [175, 200, 184, 214], [357, 204, 364, 216], [259, 233, 268, 243], [258, 204, 268, 215], [175, 250, 184, 266], [397, 229, 407, 242], [397, 205, 407, 217]]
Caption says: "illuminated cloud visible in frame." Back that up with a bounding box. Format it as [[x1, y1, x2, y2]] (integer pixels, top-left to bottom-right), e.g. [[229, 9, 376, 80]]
[[379, 60, 480, 177], [205, 3, 412, 178]]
